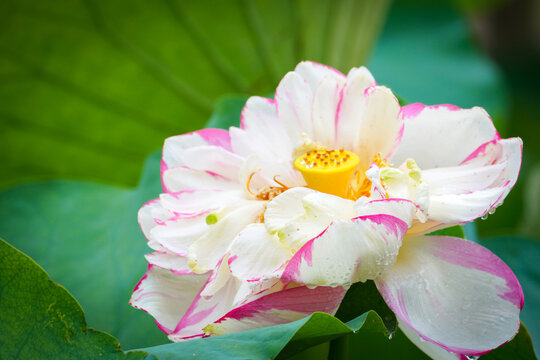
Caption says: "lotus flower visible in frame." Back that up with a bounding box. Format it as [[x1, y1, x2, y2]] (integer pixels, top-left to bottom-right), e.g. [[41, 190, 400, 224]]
[[130, 61, 523, 358]]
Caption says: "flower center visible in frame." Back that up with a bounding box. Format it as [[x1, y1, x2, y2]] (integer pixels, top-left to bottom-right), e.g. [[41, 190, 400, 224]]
[[294, 149, 359, 197]]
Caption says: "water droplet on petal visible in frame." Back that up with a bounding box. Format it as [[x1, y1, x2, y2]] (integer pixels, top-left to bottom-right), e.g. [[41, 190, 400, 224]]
[[481, 214, 489, 220]]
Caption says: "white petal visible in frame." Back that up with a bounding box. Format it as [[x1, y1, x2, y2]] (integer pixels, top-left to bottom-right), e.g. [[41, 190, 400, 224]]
[[129, 265, 209, 334], [376, 235, 522, 355], [239, 96, 294, 159], [181, 145, 244, 181], [159, 190, 244, 217], [145, 252, 192, 274], [282, 213, 410, 287], [264, 187, 318, 234], [188, 201, 266, 273], [162, 167, 238, 193], [427, 187, 507, 224], [138, 199, 173, 252], [228, 224, 292, 281], [275, 71, 314, 144], [311, 73, 346, 147], [354, 86, 402, 167], [391, 105, 498, 169], [265, 189, 356, 252], [205, 284, 346, 336], [354, 198, 416, 225], [150, 215, 208, 255], [335, 67, 377, 151], [162, 129, 232, 169], [230, 129, 301, 189]]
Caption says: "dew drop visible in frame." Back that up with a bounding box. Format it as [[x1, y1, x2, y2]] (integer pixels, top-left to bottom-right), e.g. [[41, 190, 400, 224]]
[[481, 214, 489, 220], [465, 356, 479, 360], [388, 333, 393, 340]]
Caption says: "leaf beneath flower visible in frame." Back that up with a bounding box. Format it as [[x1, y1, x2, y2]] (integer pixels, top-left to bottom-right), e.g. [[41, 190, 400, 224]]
[[0, 238, 145, 360]]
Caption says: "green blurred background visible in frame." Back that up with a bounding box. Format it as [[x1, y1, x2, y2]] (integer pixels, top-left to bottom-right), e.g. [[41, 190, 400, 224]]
[[0, 0, 539, 357]]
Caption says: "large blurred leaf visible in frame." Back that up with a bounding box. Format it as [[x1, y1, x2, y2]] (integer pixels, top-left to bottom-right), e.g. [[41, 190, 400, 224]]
[[368, 1, 509, 124], [0, 238, 146, 359], [0, 0, 390, 189], [0, 152, 166, 349]]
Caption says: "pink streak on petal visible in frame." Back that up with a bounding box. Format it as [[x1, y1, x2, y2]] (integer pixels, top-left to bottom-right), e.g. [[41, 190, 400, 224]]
[[160, 159, 169, 193], [353, 214, 409, 239], [196, 128, 232, 151], [333, 86, 345, 136], [460, 139, 500, 165], [430, 236, 524, 309], [227, 254, 238, 266], [281, 227, 328, 281]]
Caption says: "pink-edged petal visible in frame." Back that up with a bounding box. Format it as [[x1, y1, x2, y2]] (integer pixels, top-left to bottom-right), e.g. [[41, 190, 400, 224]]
[[275, 71, 314, 144], [311, 74, 345, 147], [424, 137, 521, 198], [354, 198, 417, 225], [159, 190, 244, 217], [335, 67, 377, 151], [162, 129, 232, 170], [129, 265, 209, 334], [145, 251, 192, 275], [294, 61, 346, 92], [180, 145, 245, 181], [391, 105, 499, 169], [228, 224, 292, 281], [188, 201, 266, 273], [376, 235, 523, 356], [204, 284, 346, 336], [282, 213, 411, 287], [149, 215, 208, 255], [162, 167, 239, 193]]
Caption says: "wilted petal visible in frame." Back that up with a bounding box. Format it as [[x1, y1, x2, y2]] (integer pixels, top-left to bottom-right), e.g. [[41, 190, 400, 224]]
[[376, 235, 522, 356], [129, 265, 209, 334]]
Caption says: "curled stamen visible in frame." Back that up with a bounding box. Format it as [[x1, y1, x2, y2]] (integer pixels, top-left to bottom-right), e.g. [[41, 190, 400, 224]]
[[273, 175, 289, 189], [246, 172, 257, 197]]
